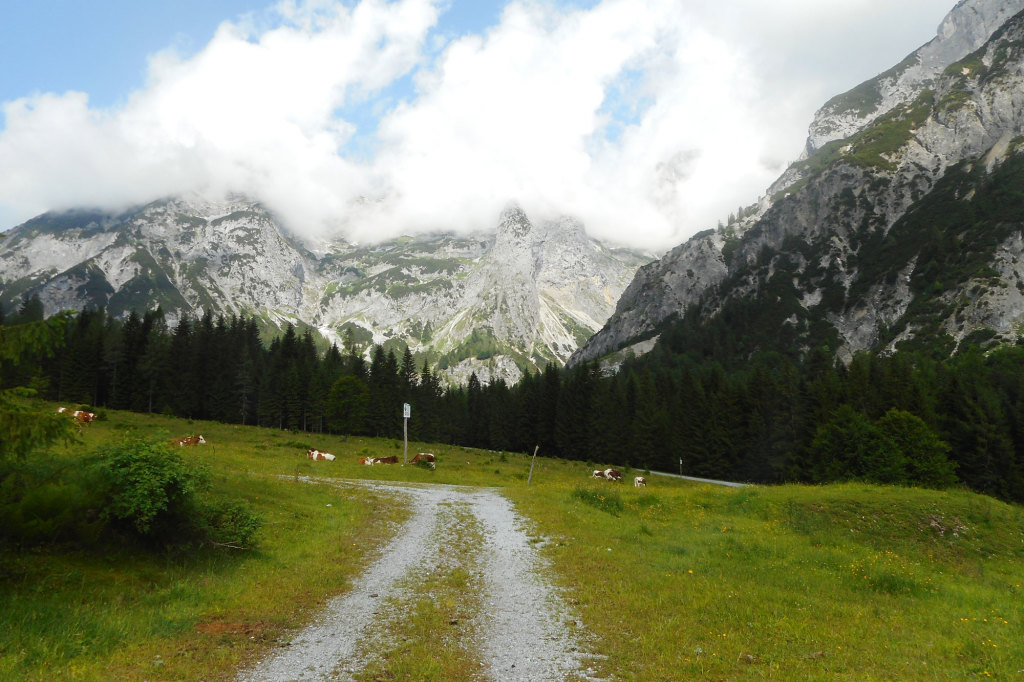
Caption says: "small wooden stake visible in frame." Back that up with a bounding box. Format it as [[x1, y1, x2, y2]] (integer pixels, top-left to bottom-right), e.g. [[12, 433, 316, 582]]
[[527, 445, 539, 484]]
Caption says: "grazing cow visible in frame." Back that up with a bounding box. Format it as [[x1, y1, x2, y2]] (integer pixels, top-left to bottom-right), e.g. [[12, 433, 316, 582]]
[[592, 470, 607, 479], [634, 476, 647, 487], [373, 455, 399, 465], [307, 449, 336, 461], [58, 407, 96, 425], [603, 468, 623, 482], [172, 435, 206, 446], [73, 410, 96, 424], [410, 452, 435, 464]]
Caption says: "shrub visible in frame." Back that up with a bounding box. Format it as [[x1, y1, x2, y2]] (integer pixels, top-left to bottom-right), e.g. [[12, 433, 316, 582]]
[[90, 436, 261, 549], [92, 436, 207, 537], [0, 453, 104, 546], [196, 499, 261, 548]]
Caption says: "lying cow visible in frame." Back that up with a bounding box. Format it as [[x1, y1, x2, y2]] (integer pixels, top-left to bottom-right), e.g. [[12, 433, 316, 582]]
[[634, 476, 647, 487], [357, 455, 398, 465], [172, 435, 206, 446], [307, 448, 336, 461], [410, 452, 436, 469]]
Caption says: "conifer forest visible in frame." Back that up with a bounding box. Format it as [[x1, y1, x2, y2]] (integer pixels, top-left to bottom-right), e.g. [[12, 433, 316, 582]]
[[3, 299, 1022, 503]]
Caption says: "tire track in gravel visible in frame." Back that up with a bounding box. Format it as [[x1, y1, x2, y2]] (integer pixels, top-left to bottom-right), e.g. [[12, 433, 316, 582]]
[[237, 479, 597, 682]]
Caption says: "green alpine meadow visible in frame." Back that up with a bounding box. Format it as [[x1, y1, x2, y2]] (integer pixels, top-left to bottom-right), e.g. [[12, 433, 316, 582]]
[[1, 406, 1022, 680]]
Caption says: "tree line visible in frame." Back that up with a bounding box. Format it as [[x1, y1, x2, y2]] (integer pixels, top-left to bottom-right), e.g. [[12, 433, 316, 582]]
[[2, 297, 1022, 502]]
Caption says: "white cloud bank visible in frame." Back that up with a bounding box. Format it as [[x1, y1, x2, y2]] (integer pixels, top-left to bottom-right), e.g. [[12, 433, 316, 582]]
[[0, 0, 953, 251]]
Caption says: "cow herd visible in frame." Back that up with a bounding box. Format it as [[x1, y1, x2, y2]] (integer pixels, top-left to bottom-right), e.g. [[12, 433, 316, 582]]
[[52, 411, 645, 485], [593, 468, 647, 487]]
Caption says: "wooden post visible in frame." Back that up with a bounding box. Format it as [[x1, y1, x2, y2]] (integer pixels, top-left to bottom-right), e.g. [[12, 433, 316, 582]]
[[527, 445, 539, 484]]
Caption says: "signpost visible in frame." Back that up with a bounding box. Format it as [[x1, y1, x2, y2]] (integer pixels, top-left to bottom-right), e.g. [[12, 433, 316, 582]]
[[403, 403, 411, 465]]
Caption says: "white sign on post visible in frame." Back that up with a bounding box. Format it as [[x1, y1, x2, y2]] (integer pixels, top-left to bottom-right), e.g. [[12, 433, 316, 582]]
[[402, 403, 411, 465]]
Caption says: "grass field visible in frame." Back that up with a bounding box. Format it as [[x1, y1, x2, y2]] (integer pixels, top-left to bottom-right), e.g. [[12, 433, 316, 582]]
[[1, 407, 1023, 679]]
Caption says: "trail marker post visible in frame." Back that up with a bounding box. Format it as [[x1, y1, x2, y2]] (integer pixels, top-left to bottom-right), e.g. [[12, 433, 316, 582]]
[[403, 403, 411, 465], [679, 458, 683, 475], [527, 445, 539, 484]]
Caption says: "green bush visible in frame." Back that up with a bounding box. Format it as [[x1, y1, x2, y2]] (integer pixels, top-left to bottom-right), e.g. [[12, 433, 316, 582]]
[[0, 452, 104, 546], [196, 499, 261, 547], [88, 436, 261, 550], [93, 436, 207, 537]]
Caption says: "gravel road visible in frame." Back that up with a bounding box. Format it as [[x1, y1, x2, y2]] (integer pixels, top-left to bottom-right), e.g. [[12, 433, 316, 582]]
[[237, 479, 597, 681]]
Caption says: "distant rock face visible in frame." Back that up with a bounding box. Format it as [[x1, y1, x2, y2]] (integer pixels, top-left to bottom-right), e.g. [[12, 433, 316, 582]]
[[568, 231, 727, 364], [0, 197, 648, 386], [571, 2, 1024, 369], [804, 0, 1024, 155]]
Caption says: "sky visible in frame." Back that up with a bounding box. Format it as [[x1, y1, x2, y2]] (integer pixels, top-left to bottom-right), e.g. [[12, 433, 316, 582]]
[[0, 0, 957, 251]]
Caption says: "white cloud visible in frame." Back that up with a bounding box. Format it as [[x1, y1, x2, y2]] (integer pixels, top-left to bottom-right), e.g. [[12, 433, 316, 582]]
[[0, 0, 955, 251]]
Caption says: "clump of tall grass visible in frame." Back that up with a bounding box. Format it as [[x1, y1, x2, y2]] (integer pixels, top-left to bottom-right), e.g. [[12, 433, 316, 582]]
[[571, 486, 624, 515]]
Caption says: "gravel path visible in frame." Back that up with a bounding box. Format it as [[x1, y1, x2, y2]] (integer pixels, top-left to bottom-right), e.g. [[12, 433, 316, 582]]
[[237, 479, 596, 681]]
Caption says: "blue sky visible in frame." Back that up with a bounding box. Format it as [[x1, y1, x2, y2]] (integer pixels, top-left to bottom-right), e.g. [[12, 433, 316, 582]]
[[0, 0, 957, 249], [0, 0, 510, 106]]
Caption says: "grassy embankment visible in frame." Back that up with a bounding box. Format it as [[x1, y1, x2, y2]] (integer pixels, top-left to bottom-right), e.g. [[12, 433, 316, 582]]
[[2, 407, 1023, 680], [509, 481, 1024, 679]]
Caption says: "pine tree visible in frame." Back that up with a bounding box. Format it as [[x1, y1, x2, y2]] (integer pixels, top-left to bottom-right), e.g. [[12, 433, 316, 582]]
[[400, 347, 418, 402], [137, 309, 170, 413], [466, 372, 486, 447], [327, 375, 370, 434], [1, 313, 76, 463], [537, 364, 560, 453], [417, 360, 441, 442]]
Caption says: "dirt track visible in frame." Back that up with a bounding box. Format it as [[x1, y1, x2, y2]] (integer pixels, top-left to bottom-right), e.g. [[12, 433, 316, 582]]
[[236, 479, 597, 681]]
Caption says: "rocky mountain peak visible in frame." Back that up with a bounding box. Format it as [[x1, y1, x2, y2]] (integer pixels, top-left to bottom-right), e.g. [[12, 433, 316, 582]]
[[804, 0, 1024, 156], [496, 202, 533, 246], [573, 2, 1024, 372]]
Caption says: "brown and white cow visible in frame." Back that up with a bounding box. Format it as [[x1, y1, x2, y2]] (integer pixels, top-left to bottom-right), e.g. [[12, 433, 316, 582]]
[[373, 455, 399, 465], [592, 468, 622, 481], [634, 476, 647, 487], [410, 452, 436, 469], [172, 435, 206, 446], [307, 448, 336, 461], [604, 468, 623, 482], [58, 407, 96, 425]]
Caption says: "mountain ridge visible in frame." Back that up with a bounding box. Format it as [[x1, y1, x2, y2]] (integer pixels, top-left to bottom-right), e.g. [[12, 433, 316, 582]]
[[0, 196, 649, 385]]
